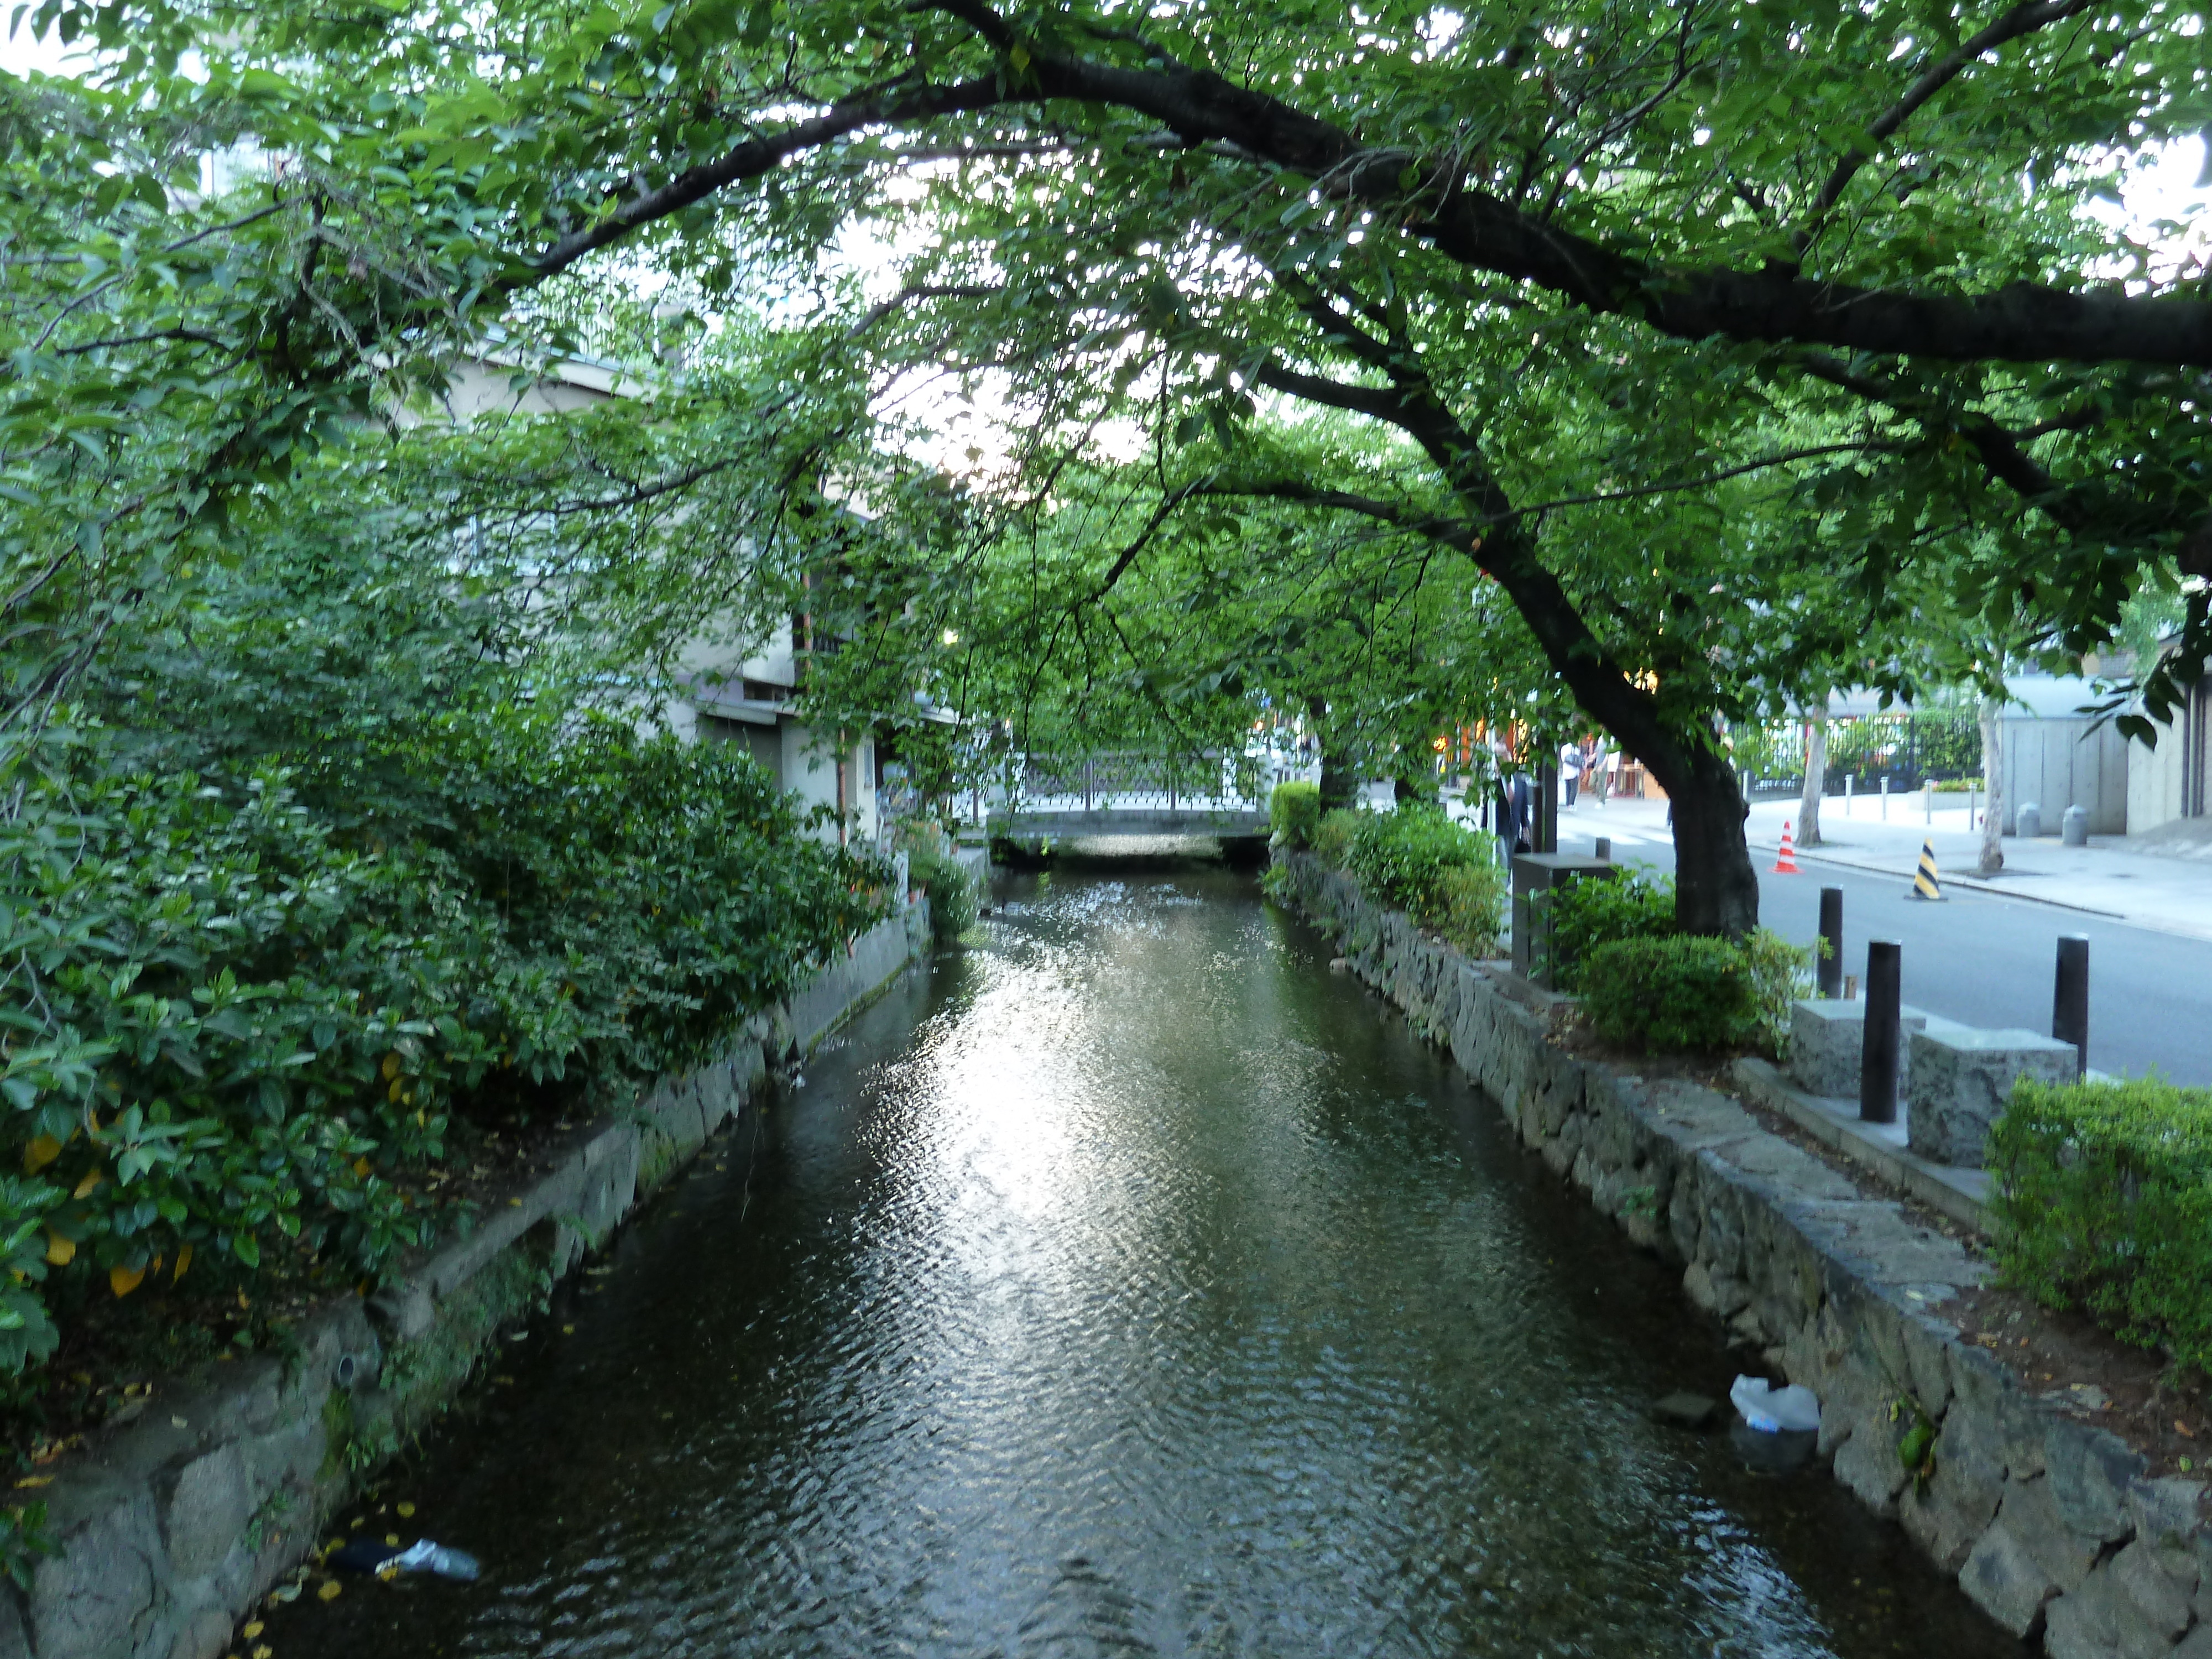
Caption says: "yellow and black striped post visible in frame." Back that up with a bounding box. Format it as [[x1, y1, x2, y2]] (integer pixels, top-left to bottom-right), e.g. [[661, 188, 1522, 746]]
[[1910, 839, 1944, 901]]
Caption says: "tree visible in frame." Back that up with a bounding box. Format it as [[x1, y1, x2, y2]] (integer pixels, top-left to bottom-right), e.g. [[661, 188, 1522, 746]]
[[1798, 714, 1829, 850], [9, 0, 2211, 933], [1978, 696, 2008, 875]]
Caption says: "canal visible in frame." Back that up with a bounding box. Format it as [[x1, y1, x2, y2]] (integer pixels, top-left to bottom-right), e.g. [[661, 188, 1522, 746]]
[[272, 866, 2012, 1658]]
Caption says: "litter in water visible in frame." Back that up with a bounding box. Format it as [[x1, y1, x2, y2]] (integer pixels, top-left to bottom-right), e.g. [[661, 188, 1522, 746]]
[[329, 1537, 482, 1582], [1730, 1375, 1820, 1434]]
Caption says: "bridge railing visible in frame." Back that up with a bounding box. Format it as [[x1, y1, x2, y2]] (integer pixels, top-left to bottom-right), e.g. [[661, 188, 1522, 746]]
[[992, 752, 1272, 818]]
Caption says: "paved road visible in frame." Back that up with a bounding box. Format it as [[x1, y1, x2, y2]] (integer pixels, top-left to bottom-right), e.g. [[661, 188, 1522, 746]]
[[1586, 831, 2212, 1087]]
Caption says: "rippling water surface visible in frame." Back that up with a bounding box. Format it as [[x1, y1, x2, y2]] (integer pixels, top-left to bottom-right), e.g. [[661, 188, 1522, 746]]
[[279, 868, 2012, 1659]]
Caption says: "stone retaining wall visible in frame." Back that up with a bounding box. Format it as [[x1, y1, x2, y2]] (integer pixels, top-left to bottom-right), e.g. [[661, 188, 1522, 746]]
[[1276, 851, 2208, 1658], [5, 902, 931, 1659]]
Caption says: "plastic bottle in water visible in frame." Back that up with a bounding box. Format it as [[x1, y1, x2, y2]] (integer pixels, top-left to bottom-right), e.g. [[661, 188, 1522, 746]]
[[390, 1540, 481, 1581]]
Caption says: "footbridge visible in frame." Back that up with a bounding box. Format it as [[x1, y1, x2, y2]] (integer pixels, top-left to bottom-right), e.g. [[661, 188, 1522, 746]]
[[985, 754, 1277, 842]]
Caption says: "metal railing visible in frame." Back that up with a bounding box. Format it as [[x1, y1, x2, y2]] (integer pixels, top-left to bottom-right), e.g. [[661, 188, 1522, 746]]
[[989, 752, 1271, 818], [1736, 713, 1982, 797]]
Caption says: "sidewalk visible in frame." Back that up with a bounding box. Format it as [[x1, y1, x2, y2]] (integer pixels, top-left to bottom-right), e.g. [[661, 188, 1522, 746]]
[[1546, 793, 2212, 945]]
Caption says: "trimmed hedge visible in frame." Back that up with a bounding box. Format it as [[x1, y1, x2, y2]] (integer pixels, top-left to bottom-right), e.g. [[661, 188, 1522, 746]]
[[1269, 780, 1322, 848], [1579, 929, 1805, 1056], [1988, 1077, 2212, 1376]]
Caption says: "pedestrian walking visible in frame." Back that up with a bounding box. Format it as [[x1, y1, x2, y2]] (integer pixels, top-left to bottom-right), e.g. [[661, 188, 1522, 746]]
[[1587, 738, 1612, 806], [1560, 739, 1583, 808]]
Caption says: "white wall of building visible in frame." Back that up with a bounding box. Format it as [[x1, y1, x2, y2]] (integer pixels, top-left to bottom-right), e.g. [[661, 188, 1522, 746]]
[[778, 724, 877, 844]]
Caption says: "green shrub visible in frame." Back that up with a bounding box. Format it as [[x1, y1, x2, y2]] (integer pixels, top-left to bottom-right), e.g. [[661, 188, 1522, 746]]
[[894, 819, 980, 943], [1537, 869, 1676, 993], [1987, 1077, 2212, 1376], [1298, 806, 1505, 953], [1579, 930, 1806, 1056], [1339, 808, 1488, 910], [1313, 807, 1361, 868], [1269, 780, 1322, 848], [1736, 927, 1814, 1051], [1433, 862, 1509, 957], [0, 713, 883, 1378]]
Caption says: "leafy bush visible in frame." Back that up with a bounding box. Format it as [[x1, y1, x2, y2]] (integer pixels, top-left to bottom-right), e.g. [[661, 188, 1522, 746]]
[[1579, 930, 1807, 1056], [1269, 780, 1322, 848], [1432, 863, 1510, 957], [1988, 1077, 2212, 1376], [1308, 807, 1507, 955], [0, 713, 881, 1378], [894, 818, 980, 943], [1537, 869, 1676, 993], [1339, 808, 1486, 910], [1313, 807, 1361, 868]]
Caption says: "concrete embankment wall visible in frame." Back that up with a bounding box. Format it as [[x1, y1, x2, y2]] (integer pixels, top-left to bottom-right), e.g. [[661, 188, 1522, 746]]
[[7, 902, 933, 1659], [1275, 851, 2210, 1658]]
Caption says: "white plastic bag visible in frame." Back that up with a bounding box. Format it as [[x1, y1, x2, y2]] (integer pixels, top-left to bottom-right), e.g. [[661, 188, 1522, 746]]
[[1730, 1375, 1820, 1434]]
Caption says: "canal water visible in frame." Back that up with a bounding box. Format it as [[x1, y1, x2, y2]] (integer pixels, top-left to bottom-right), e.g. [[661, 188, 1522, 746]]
[[273, 868, 2012, 1658]]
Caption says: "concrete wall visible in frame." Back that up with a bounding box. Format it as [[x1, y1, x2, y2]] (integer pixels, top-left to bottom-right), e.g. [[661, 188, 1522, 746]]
[[2002, 716, 2130, 836], [1274, 852, 2209, 1655], [4, 902, 930, 1659]]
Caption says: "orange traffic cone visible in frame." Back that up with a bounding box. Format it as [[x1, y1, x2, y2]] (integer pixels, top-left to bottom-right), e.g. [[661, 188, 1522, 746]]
[[1773, 821, 1802, 874]]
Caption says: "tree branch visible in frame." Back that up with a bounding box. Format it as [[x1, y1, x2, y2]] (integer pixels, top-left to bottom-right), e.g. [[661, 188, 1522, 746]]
[[1251, 361, 1406, 422], [1494, 442, 1902, 525], [844, 282, 1003, 338], [526, 76, 1007, 280], [1194, 477, 1475, 546], [510, 34, 2212, 368], [1794, 0, 2099, 259], [1089, 473, 1214, 601]]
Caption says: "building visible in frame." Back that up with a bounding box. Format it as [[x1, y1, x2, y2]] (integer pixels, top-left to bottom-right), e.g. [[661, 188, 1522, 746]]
[[668, 623, 885, 847], [422, 341, 905, 846]]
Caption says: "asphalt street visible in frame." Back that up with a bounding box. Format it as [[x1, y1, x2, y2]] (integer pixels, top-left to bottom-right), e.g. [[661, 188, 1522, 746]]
[[1594, 836, 2212, 1087]]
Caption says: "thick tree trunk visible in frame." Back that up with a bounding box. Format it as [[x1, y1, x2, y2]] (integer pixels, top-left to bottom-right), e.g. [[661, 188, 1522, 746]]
[[1797, 716, 1827, 847], [1254, 332, 1765, 932], [1648, 740, 1762, 937], [1310, 696, 1355, 808], [1977, 697, 2005, 874]]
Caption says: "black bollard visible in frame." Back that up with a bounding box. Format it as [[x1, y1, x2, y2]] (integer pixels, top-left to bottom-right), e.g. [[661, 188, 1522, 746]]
[[2053, 935, 2089, 1079], [1818, 887, 1844, 1000], [1595, 837, 1611, 862], [1860, 940, 1902, 1124]]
